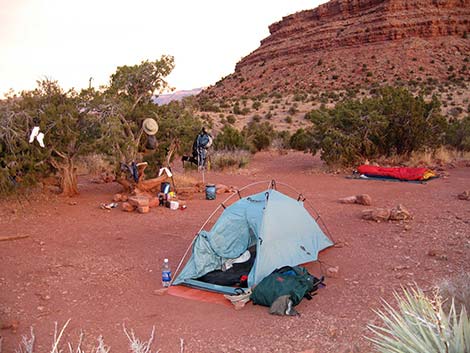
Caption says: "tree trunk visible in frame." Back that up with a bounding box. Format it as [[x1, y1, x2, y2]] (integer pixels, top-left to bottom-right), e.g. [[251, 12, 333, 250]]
[[52, 158, 79, 197]]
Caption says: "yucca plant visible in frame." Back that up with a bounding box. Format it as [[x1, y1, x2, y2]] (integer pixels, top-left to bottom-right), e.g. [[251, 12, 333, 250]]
[[367, 287, 470, 353]]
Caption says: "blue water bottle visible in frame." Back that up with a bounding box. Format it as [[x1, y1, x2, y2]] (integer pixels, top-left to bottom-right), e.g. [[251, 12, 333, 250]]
[[162, 258, 171, 287]]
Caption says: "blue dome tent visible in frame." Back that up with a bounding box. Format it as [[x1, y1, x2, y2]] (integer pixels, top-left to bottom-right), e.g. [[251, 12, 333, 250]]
[[172, 181, 334, 295]]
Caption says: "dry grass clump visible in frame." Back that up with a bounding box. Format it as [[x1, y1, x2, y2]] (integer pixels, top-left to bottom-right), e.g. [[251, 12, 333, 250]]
[[6, 320, 184, 353], [439, 272, 470, 313], [408, 147, 470, 167], [211, 150, 251, 170], [172, 173, 198, 188]]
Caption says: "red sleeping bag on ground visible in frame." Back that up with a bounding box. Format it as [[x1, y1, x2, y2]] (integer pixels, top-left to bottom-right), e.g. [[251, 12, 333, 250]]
[[357, 165, 435, 181]]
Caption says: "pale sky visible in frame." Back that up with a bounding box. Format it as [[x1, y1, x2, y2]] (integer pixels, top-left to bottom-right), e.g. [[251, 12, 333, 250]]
[[0, 1, 327, 97]]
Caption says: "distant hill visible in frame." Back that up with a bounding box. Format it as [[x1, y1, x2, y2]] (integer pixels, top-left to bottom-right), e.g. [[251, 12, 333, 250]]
[[153, 88, 203, 105], [202, 0, 470, 99]]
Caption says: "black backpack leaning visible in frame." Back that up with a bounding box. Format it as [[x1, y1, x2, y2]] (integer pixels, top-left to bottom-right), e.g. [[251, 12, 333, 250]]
[[250, 266, 324, 308]]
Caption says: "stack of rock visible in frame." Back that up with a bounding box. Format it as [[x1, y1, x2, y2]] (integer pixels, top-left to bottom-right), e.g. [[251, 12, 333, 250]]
[[120, 195, 158, 214]]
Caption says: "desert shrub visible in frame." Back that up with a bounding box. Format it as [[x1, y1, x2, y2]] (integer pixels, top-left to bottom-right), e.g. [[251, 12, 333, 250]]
[[252, 101, 261, 110], [285, 116, 293, 124], [288, 104, 298, 115], [367, 286, 470, 353], [213, 125, 247, 151], [293, 92, 307, 102], [211, 149, 251, 170], [289, 128, 313, 151], [272, 130, 291, 151], [219, 100, 230, 109], [305, 86, 448, 166], [242, 121, 275, 152], [226, 115, 236, 124], [198, 97, 220, 112], [446, 116, 470, 151], [233, 102, 242, 115], [241, 107, 251, 115]]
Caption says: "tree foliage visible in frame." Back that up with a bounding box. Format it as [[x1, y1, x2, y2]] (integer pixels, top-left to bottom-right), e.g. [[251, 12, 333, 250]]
[[0, 80, 107, 195], [0, 55, 204, 196], [446, 115, 470, 151], [302, 87, 448, 166], [103, 56, 175, 162]]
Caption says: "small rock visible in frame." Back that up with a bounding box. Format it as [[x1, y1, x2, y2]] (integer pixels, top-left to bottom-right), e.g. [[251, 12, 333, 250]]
[[339, 196, 357, 204], [1, 319, 19, 332], [148, 197, 159, 208], [137, 206, 150, 214], [327, 325, 338, 338], [121, 202, 136, 212], [215, 184, 236, 194], [362, 208, 391, 222], [390, 204, 412, 221], [458, 191, 470, 201], [403, 224, 412, 231], [326, 266, 340, 278], [128, 195, 150, 207], [37, 306, 45, 311], [113, 193, 123, 202], [355, 194, 372, 206], [427, 249, 448, 260], [68, 201, 77, 206]]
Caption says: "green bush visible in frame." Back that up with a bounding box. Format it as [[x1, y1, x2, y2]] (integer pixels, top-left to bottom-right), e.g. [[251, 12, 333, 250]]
[[198, 97, 220, 112], [271, 130, 291, 150], [289, 128, 312, 151], [367, 286, 470, 353], [213, 125, 247, 151], [226, 115, 236, 124], [233, 102, 242, 115], [446, 116, 470, 151], [305, 86, 448, 166], [242, 121, 275, 152]]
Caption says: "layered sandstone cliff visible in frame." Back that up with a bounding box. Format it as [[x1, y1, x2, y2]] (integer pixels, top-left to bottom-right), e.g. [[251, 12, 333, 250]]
[[203, 0, 470, 98]]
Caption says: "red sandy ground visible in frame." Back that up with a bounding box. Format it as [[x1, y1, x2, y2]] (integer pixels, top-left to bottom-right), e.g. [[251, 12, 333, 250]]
[[1, 151, 469, 353]]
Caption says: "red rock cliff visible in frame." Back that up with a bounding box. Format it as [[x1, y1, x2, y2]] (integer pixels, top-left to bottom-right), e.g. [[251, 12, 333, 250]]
[[204, 0, 470, 97]]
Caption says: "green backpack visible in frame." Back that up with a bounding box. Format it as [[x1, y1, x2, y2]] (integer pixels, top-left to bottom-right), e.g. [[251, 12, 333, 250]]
[[251, 266, 324, 307]]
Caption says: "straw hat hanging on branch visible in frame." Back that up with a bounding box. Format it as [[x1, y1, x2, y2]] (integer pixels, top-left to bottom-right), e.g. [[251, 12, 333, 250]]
[[142, 118, 159, 136]]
